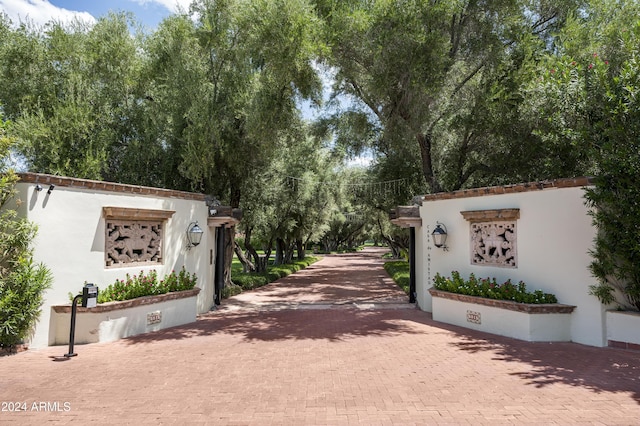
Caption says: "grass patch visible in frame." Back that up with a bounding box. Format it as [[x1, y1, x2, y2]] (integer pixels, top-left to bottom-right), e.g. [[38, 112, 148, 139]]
[[229, 256, 320, 297], [384, 260, 410, 294]]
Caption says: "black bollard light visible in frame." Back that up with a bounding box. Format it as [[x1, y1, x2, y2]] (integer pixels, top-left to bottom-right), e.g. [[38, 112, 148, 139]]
[[64, 283, 98, 358], [64, 294, 83, 358]]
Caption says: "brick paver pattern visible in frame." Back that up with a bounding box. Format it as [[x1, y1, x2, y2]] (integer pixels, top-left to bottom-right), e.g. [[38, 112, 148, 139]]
[[1, 247, 639, 425]]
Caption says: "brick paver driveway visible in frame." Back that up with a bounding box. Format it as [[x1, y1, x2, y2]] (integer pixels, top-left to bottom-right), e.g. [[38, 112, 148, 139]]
[[1, 247, 639, 425]]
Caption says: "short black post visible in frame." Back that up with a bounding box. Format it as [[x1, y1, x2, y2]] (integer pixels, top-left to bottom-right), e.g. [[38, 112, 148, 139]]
[[214, 224, 225, 305], [409, 226, 416, 303], [64, 294, 83, 358]]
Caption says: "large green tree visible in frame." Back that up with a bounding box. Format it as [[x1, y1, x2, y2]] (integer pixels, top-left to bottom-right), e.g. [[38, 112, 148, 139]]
[[535, 0, 640, 310], [314, 0, 583, 192], [0, 13, 145, 180], [0, 3, 325, 286]]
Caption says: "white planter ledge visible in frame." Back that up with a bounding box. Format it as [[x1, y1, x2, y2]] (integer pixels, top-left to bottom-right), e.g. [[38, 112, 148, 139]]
[[51, 288, 200, 345], [606, 310, 640, 350], [429, 289, 576, 342]]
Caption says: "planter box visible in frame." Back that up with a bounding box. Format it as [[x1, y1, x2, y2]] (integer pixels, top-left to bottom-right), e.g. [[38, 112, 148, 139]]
[[606, 310, 640, 350], [51, 288, 200, 345], [429, 289, 575, 342]]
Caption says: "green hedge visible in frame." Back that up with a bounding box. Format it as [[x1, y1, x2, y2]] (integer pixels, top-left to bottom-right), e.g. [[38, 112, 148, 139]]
[[230, 256, 319, 296], [383, 260, 410, 294], [433, 271, 557, 304], [96, 268, 197, 303]]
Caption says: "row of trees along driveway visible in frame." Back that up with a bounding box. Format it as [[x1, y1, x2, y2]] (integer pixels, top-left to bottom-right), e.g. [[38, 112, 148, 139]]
[[0, 0, 638, 309]]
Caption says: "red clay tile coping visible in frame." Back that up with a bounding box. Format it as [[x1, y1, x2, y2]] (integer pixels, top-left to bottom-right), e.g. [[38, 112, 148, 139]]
[[429, 289, 576, 314], [52, 288, 200, 314], [18, 172, 206, 201], [422, 177, 594, 202]]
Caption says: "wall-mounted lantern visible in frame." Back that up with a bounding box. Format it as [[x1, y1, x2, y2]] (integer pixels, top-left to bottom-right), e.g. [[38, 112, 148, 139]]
[[187, 221, 204, 249], [432, 222, 448, 250]]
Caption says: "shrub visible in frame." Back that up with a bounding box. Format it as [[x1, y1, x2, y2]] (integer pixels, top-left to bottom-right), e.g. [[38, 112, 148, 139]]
[[580, 42, 640, 311], [432, 271, 557, 304], [0, 119, 53, 347], [221, 284, 242, 298], [97, 268, 197, 303], [230, 256, 318, 295], [0, 258, 52, 347]]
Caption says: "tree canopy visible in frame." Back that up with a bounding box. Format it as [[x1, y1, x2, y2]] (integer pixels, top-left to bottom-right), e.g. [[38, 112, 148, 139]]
[[0, 0, 638, 304]]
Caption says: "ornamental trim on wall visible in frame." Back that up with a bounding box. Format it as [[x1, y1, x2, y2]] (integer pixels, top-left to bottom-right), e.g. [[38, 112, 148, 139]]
[[461, 209, 519, 269], [103, 207, 175, 268]]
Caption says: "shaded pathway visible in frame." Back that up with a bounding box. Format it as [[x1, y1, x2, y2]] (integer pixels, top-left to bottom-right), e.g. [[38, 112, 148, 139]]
[[220, 247, 410, 311]]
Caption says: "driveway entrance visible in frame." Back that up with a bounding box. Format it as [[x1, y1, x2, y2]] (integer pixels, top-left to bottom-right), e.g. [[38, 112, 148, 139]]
[[1, 248, 639, 424], [222, 247, 410, 311]]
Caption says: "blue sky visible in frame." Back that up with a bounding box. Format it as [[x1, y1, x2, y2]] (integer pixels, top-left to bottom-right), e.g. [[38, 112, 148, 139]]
[[0, 0, 191, 29]]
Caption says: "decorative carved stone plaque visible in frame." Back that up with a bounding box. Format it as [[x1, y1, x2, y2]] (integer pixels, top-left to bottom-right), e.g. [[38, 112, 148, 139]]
[[470, 221, 517, 268], [105, 220, 163, 267], [467, 310, 481, 324], [103, 207, 174, 268]]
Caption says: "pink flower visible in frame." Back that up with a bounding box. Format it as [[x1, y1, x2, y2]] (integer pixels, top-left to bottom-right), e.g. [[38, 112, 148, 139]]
[[593, 52, 598, 58], [588, 63, 593, 69]]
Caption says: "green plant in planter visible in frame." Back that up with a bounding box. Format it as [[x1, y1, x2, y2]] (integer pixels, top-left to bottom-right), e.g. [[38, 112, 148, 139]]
[[433, 271, 558, 304], [96, 268, 197, 303]]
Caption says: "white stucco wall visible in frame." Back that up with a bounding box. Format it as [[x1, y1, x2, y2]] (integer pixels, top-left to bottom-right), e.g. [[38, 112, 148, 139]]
[[431, 296, 573, 342], [14, 175, 217, 349], [415, 183, 607, 347], [50, 292, 199, 345]]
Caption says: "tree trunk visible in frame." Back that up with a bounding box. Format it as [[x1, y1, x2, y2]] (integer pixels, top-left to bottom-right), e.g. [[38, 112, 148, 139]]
[[296, 239, 305, 260], [284, 241, 294, 264], [377, 218, 405, 258], [234, 240, 255, 273], [244, 227, 268, 273], [224, 226, 235, 287], [275, 238, 285, 265], [416, 132, 442, 193]]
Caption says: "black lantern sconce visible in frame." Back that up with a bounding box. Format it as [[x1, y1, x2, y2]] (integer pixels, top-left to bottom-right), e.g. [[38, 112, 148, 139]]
[[432, 222, 448, 250], [186, 221, 204, 249]]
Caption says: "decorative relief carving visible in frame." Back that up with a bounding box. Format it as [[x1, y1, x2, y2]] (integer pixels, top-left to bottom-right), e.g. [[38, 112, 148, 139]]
[[103, 207, 174, 268], [470, 221, 517, 268], [106, 220, 164, 267]]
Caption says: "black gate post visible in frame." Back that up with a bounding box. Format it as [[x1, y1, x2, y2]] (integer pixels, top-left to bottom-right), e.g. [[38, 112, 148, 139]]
[[214, 224, 225, 305], [409, 226, 416, 303]]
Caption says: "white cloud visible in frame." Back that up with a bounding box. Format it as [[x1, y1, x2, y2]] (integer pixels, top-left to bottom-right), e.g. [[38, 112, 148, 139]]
[[0, 0, 96, 27], [132, 0, 192, 14]]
